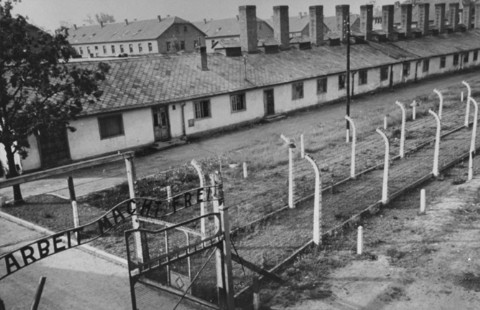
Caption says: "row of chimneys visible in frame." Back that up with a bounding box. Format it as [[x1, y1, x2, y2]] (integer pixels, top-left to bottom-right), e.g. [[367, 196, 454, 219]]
[[238, 2, 480, 53], [72, 15, 166, 29]]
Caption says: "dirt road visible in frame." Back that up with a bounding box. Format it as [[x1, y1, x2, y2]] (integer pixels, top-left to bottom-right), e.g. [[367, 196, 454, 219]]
[[264, 156, 480, 309], [0, 70, 478, 201]]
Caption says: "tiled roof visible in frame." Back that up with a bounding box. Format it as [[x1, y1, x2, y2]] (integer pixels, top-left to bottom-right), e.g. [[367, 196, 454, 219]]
[[77, 29, 480, 116], [193, 18, 272, 39], [68, 16, 195, 44]]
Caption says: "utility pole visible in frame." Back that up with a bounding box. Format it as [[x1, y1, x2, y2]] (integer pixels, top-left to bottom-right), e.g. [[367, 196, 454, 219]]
[[345, 13, 351, 142]]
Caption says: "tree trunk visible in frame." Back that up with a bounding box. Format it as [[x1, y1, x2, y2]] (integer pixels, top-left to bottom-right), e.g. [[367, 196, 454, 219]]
[[4, 142, 23, 204]]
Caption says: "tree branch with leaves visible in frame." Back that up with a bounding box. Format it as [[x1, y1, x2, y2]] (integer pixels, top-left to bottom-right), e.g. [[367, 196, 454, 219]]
[[0, 0, 110, 203]]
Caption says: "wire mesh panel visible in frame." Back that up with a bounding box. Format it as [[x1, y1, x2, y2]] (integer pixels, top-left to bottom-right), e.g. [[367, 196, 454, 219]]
[[125, 213, 222, 310]]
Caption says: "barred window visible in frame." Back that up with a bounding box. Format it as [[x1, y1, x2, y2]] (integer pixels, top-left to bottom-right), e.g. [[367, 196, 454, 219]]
[[403, 62, 410, 77], [148, 42, 153, 52], [194, 100, 211, 119], [230, 93, 246, 112], [138, 43, 143, 53]]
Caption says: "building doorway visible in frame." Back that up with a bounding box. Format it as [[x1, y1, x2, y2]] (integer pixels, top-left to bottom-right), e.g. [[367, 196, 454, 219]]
[[264, 89, 275, 116], [152, 106, 170, 141], [38, 126, 71, 168]]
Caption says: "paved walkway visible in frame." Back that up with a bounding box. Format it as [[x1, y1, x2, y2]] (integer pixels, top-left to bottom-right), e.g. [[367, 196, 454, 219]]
[[0, 216, 203, 310]]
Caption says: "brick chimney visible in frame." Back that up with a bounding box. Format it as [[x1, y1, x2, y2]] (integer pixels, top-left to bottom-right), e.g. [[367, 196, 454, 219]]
[[418, 3, 430, 35], [360, 5, 373, 40], [309, 5, 324, 45], [435, 3, 446, 34], [382, 5, 394, 39], [463, 2, 474, 29], [200, 46, 208, 71], [475, 2, 480, 29], [125, 18, 129, 25], [157, 15, 162, 22], [239, 5, 258, 53], [273, 6, 290, 48], [449, 3, 459, 32], [400, 4, 412, 38], [100, 21, 104, 28], [336, 5, 350, 42]]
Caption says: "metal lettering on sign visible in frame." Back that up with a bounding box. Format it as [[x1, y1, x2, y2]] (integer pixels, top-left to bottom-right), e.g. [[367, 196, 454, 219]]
[[0, 185, 219, 280]]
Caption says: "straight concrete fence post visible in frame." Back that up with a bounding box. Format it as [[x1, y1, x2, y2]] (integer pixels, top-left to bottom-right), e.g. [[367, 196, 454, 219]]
[[304, 155, 322, 245], [384, 115, 388, 130], [124, 153, 143, 262], [420, 189, 426, 214], [191, 159, 206, 239], [411, 100, 417, 121], [209, 173, 224, 304], [357, 226, 363, 255], [243, 162, 248, 179], [463, 81, 472, 127], [67, 177, 79, 240], [218, 176, 235, 310], [395, 101, 406, 158], [376, 128, 390, 205], [345, 116, 356, 179], [429, 109, 441, 177], [67, 177, 79, 226], [433, 89, 443, 120], [461, 91, 464, 103], [166, 185, 172, 203], [280, 134, 296, 209]]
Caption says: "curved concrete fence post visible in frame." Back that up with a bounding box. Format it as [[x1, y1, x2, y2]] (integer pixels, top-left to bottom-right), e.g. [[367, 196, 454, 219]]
[[468, 98, 478, 181], [345, 115, 357, 178], [395, 101, 406, 158], [429, 109, 441, 177], [433, 89, 443, 120], [191, 159, 206, 238], [304, 154, 322, 245], [376, 128, 389, 205], [463, 81, 472, 127]]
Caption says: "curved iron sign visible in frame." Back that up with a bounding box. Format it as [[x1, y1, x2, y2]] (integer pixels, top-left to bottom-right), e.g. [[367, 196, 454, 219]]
[[0, 185, 218, 281]]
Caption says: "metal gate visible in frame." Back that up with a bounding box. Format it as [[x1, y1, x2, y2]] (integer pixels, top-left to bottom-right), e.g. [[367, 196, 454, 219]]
[[125, 173, 235, 310]]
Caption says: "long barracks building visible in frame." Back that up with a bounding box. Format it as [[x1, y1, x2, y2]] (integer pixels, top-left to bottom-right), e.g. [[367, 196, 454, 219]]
[[19, 2, 480, 171]]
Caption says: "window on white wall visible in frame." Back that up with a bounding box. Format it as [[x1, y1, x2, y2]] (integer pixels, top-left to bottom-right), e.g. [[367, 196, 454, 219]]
[[98, 114, 124, 139], [358, 70, 368, 85], [111, 45, 116, 54], [440, 56, 446, 68], [474, 50, 478, 61], [317, 78, 327, 94], [338, 74, 346, 90], [129, 44, 133, 53], [138, 43, 143, 53], [453, 53, 459, 65], [148, 42, 153, 52], [402, 62, 410, 77], [423, 59, 430, 72], [464, 52, 469, 63], [102, 45, 107, 54], [292, 82, 304, 100], [194, 100, 211, 119], [380, 66, 389, 81], [230, 93, 246, 112]]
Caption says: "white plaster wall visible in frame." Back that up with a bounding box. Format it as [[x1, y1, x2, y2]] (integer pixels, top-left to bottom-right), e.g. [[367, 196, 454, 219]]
[[68, 108, 155, 160], [179, 91, 265, 136], [21, 135, 41, 171]]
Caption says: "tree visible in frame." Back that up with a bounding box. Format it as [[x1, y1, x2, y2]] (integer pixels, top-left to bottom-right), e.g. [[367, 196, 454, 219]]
[[0, 0, 110, 203], [95, 12, 115, 24]]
